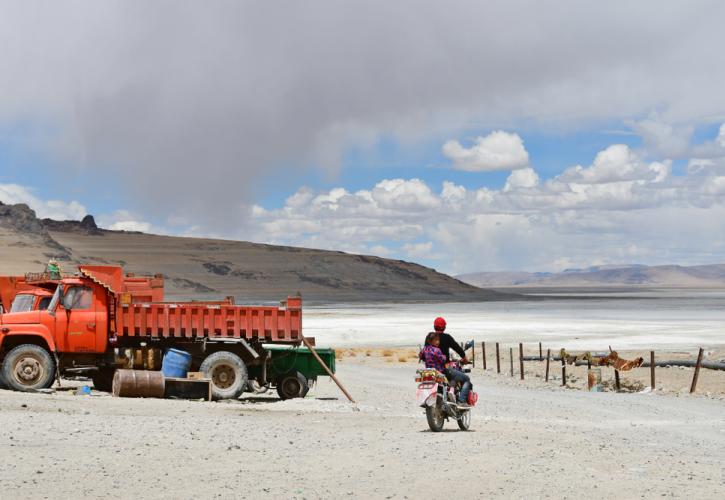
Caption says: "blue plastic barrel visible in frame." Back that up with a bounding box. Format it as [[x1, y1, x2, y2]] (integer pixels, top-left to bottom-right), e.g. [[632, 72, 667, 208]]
[[162, 349, 192, 378]]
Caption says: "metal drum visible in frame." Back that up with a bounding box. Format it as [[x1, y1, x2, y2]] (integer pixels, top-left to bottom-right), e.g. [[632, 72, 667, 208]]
[[112, 369, 165, 398]]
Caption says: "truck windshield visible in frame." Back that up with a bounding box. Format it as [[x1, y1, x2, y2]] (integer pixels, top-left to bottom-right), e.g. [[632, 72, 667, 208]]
[[10, 294, 35, 313]]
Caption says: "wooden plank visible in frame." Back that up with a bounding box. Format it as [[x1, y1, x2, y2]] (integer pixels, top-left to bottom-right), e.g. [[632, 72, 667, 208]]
[[690, 347, 704, 393], [164, 377, 212, 401], [495, 342, 501, 374], [519, 343, 525, 380]]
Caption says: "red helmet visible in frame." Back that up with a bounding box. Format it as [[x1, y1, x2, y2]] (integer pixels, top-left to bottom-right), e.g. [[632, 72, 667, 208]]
[[433, 317, 446, 332]]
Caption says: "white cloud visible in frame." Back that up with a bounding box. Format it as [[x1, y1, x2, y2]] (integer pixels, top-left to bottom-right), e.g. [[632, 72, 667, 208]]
[[557, 144, 669, 184], [504, 168, 539, 192], [631, 117, 693, 158], [0, 183, 86, 220], [371, 179, 440, 211], [368, 244, 392, 257], [442, 131, 529, 172], [107, 220, 152, 232], [96, 209, 154, 233], [402, 241, 435, 259]]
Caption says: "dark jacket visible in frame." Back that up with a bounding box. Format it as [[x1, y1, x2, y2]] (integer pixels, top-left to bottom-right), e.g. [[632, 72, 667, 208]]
[[435, 332, 466, 363]]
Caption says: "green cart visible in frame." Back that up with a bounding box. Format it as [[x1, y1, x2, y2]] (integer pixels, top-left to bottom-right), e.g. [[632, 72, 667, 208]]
[[249, 345, 336, 400]]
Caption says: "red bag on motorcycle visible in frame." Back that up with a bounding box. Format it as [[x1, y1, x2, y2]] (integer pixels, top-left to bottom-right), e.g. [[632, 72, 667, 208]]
[[467, 391, 478, 406]]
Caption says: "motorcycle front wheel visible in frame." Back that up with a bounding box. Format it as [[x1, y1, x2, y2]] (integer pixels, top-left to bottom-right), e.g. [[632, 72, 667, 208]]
[[457, 409, 471, 431], [426, 404, 445, 432]]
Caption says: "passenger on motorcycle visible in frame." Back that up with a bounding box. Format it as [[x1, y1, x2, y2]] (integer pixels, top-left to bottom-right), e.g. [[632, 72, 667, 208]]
[[420, 329, 472, 405], [420, 331, 447, 372]]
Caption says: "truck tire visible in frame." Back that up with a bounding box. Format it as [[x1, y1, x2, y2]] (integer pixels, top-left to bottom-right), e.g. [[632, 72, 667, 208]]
[[0, 371, 7, 390], [1, 344, 56, 392], [92, 367, 116, 392], [276, 371, 309, 400], [200, 351, 248, 400]]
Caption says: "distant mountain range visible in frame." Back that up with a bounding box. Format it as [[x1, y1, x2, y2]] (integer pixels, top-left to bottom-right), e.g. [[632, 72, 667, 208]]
[[457, 264, 725, 288]]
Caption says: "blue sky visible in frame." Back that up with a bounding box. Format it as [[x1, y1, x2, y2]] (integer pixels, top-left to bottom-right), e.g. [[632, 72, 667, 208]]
[[1, 2, 725, 274]]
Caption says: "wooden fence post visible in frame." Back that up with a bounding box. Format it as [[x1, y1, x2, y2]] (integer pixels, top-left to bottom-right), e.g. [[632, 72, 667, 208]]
[[472, 341, 475, 368], [509, 347, 514, 377], [495, 342, 501, 374], [614, 370, 621, 392], [482, 342, 487, 371], [545, 349, 551, 382], [690, 347, 704, 393], [519, 343, 525, 380], [650, 350, 656, 390], [539, 342, 543, 360], [561, 354, 566, 386]]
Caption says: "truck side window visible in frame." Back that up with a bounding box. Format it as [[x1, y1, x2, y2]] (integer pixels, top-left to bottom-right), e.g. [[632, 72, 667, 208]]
[[63, 286, 93, 310], [38, 297, 52, 310], [10, 294, 35, 313]]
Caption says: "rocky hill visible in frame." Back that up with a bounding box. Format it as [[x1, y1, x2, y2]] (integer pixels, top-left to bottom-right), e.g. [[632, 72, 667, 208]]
[[458, 264, 725, 288], [0, 201, 511, 303]]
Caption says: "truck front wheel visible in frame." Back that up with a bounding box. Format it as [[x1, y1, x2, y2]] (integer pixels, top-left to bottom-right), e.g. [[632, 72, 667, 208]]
[[1, 344, 56, 392], [200, 351, 248, 400]]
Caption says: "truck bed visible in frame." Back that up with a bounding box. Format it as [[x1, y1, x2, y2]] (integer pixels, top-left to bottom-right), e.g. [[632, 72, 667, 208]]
[[115, 297, 302, 343]]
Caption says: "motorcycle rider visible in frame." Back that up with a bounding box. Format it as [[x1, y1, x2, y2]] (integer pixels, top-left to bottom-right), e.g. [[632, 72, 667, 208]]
[[432, 316, 469, 364]]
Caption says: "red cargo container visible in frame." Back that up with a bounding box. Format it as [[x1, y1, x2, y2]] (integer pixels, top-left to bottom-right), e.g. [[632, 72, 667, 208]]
[[116, 298, 301, 342]]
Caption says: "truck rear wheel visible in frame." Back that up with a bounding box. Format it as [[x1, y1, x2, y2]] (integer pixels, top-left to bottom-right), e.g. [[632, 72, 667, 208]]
[[276, 371, 309, 400], [200, 351, 248, 400], [1, 344, 56, 392]]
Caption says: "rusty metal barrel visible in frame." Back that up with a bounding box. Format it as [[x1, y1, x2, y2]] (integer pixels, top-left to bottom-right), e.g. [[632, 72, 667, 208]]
[[112, 369, 165, 398]]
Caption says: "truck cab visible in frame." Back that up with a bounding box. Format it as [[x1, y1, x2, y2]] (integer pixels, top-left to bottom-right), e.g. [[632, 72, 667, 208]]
[[0, 274, 115, 391]]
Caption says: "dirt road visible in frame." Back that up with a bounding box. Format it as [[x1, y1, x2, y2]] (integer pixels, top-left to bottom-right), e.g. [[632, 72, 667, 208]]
[[1, 357, 723, 499]]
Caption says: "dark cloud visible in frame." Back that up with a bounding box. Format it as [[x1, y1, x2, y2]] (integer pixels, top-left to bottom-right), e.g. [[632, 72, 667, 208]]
[[1, 1, 724, 231]]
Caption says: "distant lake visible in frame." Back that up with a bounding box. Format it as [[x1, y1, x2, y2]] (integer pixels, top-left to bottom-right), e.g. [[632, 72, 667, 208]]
[[303, 289, 725, 350]]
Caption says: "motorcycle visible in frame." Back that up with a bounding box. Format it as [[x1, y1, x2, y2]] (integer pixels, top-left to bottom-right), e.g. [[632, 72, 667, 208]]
[[415, 359, 475, 432]]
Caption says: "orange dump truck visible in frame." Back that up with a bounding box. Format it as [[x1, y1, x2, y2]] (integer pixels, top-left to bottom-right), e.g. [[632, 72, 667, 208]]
[[0, 265, 302, 399]]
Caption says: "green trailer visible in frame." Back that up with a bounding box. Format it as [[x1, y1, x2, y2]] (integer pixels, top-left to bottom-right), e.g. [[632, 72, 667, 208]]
[[248, 345, 336, 400]]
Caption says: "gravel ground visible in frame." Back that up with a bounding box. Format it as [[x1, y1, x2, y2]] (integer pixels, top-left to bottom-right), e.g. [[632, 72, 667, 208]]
[[1, 356, 724, 499]]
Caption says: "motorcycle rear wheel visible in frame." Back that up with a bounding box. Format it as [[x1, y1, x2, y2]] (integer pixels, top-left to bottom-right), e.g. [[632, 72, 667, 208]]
[[457, 409, 471, 431], [426, 404, 445, 432]]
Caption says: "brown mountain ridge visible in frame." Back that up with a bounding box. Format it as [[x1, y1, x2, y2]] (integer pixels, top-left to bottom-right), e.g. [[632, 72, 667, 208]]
[[0, 201, 510, 303]]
